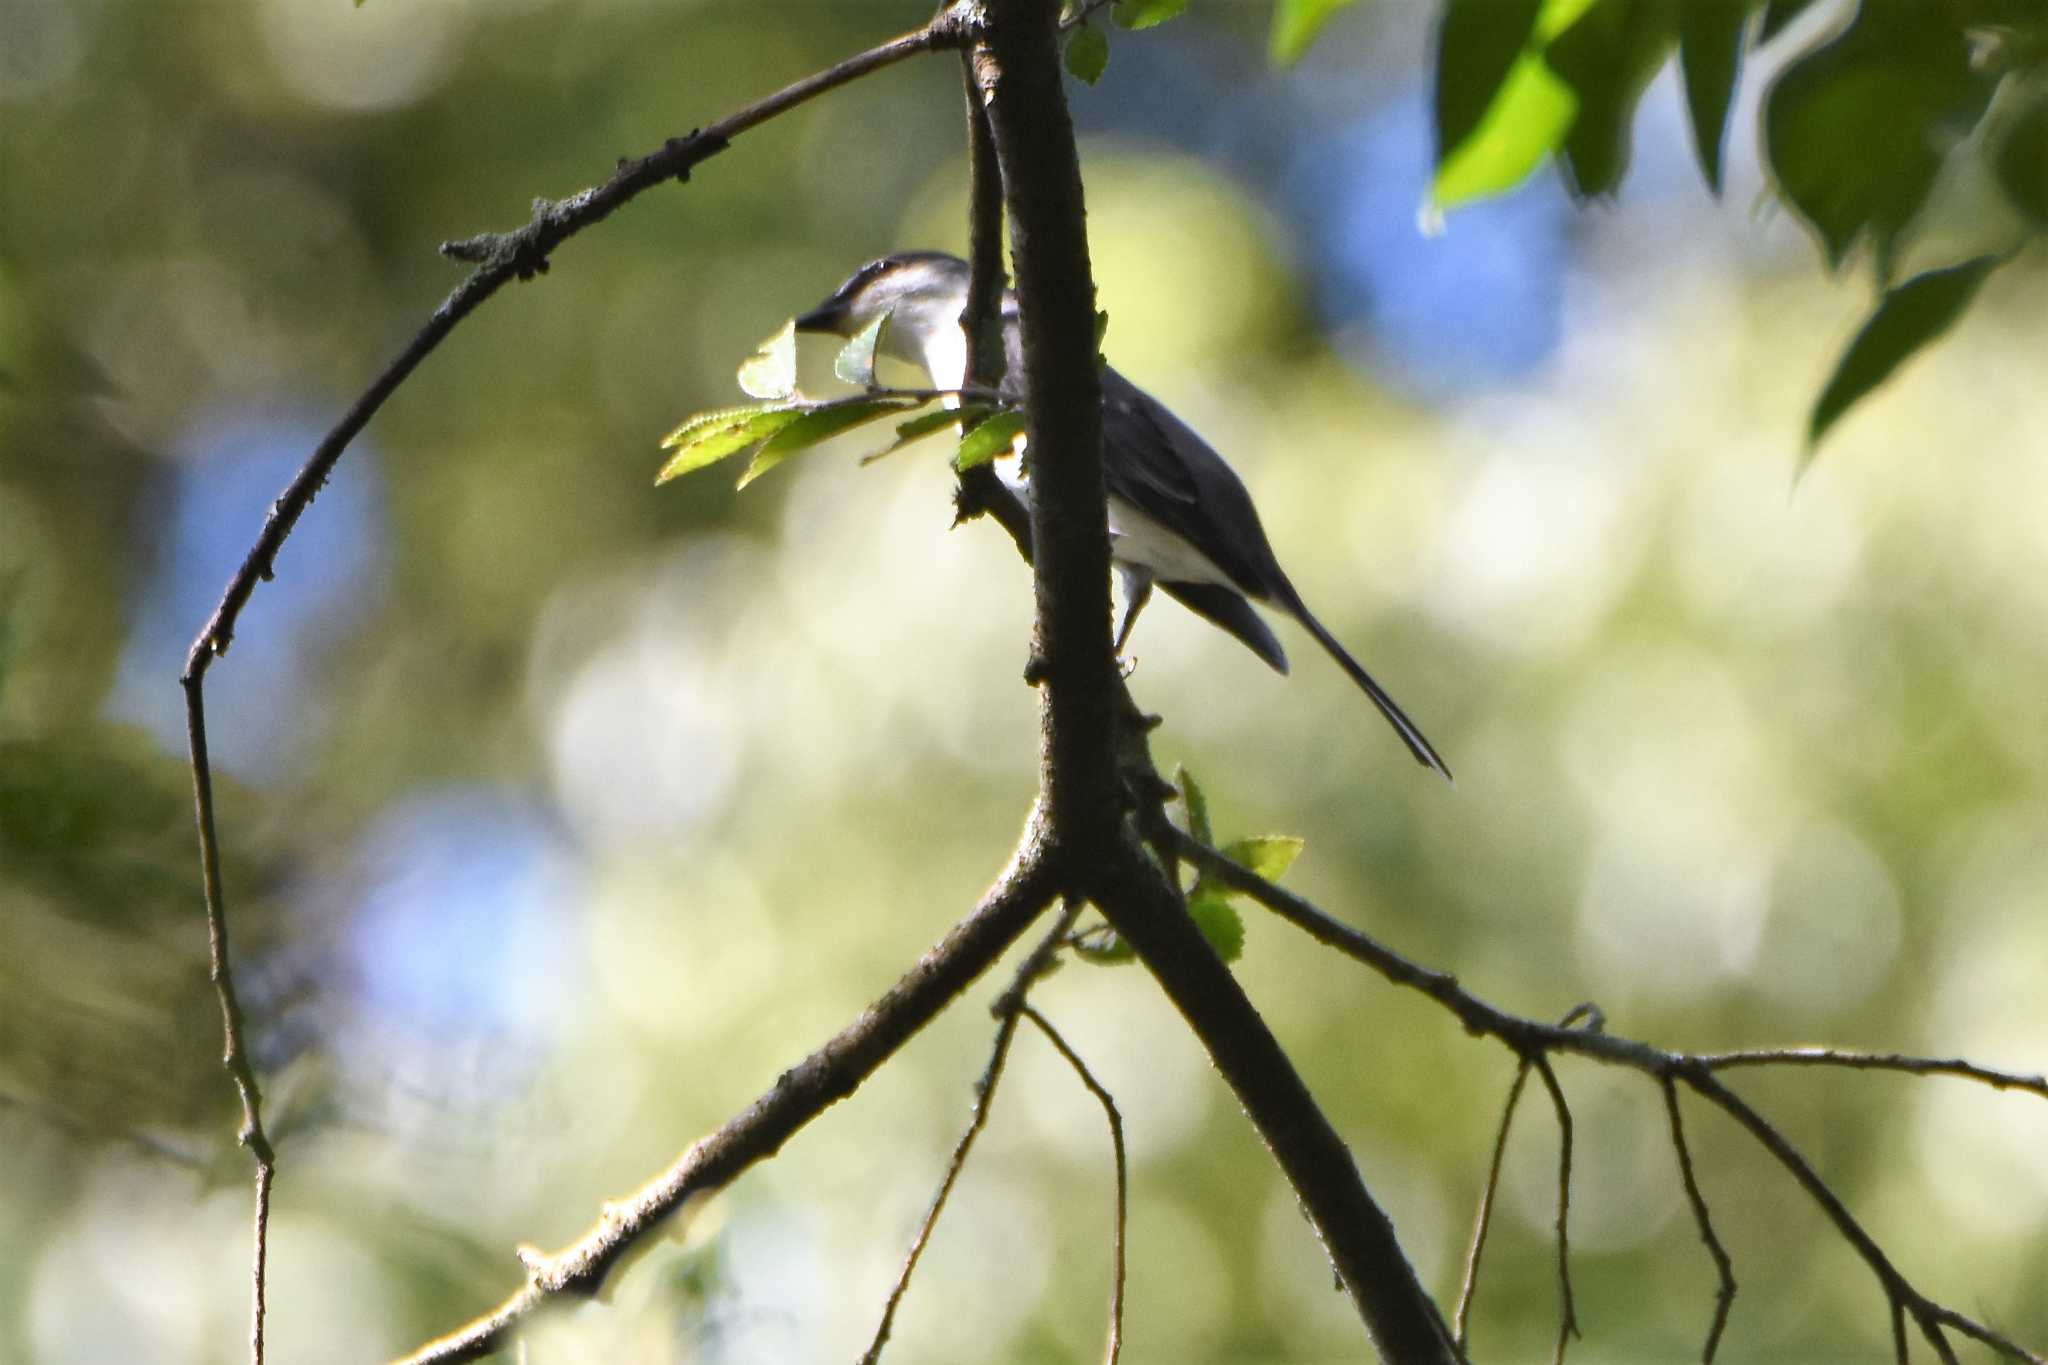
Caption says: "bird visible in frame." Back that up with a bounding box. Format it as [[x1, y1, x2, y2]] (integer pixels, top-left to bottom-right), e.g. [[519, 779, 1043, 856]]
[[794, 250, 1450, 780]]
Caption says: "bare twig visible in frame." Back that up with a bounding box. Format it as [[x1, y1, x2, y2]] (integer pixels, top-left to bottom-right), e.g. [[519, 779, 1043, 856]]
[[1529, 1055, 1579, 1365], [394, 841, 1056, 1365], [182, 687, 276, 1364], [1454, 1059, 1532, 1349], [1018, 1005, 1127, 1365], [859, 902, 1080, 1364], [1699, 1049, 2048, 1099], [1166, 826, 2045, 1364], [1659, 1078, 1736, 1363]]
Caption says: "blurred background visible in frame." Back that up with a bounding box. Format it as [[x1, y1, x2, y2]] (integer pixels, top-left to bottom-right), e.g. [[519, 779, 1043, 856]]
[[3, 1, 2045, 1361]]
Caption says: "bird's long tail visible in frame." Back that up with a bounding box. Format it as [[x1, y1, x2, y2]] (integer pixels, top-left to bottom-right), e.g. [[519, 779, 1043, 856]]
[[1286, 597, 1452, 781]]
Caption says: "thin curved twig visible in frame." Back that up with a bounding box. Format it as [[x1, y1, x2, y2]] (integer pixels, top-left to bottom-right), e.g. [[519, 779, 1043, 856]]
[[1454, 1058, 1532, 1350], [178, 17, 976, 1364], [859, 901, 1080, 1364], [1529, 1055, 1579, 1365], [1018, 1004, 1128, 1365], [1659, 1078, 1736, 1362]]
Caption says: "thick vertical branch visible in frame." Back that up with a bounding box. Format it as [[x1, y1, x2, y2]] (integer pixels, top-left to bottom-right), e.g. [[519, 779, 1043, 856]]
[[1094, 849, 1464, 1365], [971, 5, 1461, 1361], [972, 0, 1123, 853]]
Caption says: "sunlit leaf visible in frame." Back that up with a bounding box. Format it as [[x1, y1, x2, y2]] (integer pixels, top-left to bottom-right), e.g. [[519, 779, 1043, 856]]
[[860, 406, 978, 466], [654, 406, 803, 484], [1177, 764, 1213, 848], [1805, 255, 1995, 461], [1221, 835, 1305, 885], [1678, 0, 1753, 194], [1764, 4, 1996, 275], [659, 401, 780, 451], [1270, 0, 1357, 66], [1113, 0, 1187, 31], [1066, 22, 1109, 84], [1434, 0, 1547, 170], [1188, 891, 1246, 963], [1431, 52, 1579, 209], [736, 397, 921, 489], [953, 410, 1027, 471], [1546, 0, 1678, 200], [1995, 91, 2048, 226], [1431, 0, 1602, 209], [833, 311, 890, 389], [737, 319, 798, 400]]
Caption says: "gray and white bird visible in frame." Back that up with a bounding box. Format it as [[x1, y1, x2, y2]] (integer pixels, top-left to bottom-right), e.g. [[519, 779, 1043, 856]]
[[795, 250, 1450, 780]]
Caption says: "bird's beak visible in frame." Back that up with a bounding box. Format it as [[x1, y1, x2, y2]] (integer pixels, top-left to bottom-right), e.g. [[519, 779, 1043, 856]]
[[793, 300, 846, 336]]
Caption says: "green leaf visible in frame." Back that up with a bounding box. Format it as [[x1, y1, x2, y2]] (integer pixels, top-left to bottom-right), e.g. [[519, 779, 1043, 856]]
[[1434, 0, 1547, 170], [736, 398, 921, 490], [1188, 891, 1246, 963], [1545, 0, 1679, 200], [1805, 255, 1995, 460], [1764, 4, 1997, 275], [1431, 52, 1580, 209], [737, 319, 798, 400], [1113, 0, 1187, 31], [1270, 0, 1357, 65], [833, 311, 890, 388], [1221, 835, 1305, 885], [860, 406, 976, 466], [1995, 91, 2048, 226], [1678, 0, 1753, 195], [660, 401, 779, 451], [953, 410, 1027, 471], [1431, 0, 1599, 211], [1177, 765, 1213, 847], [655, 406, 803, 484], [1066, 23, 1110, 84]]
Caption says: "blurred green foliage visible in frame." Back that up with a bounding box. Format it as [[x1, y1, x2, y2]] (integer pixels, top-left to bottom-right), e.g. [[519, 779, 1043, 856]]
[[1429, 0, 2048, 449], [1, 2, 2045, 1364]]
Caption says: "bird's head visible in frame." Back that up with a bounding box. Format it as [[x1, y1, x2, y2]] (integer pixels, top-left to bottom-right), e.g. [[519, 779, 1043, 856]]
[[795, 251, 973, 386]]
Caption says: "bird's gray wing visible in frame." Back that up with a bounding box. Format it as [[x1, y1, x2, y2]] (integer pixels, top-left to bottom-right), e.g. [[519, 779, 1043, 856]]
[[1158, 581, 1290, 674], [1099, 368, 1291, 599]]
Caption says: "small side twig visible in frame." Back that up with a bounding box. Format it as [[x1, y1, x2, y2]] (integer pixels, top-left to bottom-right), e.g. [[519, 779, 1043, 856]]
[[393, 839, 1056, 1365], [1659, 1078, 1736, 1363], [1529, 1054, 1579, 1365], [1018, 1004, 1127, 1365], [1454, 1058, 1533, 1349], [1698, 1049, 2048, 1099], [1168, 823, 2047, 1363], [858, 901, 1081, 1364]]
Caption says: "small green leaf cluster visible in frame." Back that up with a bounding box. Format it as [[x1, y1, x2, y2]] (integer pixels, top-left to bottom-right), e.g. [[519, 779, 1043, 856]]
[[1074, 767, 1304, 968], [654, 316, 1023, 491], [1420, 0, 2048, 458]]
